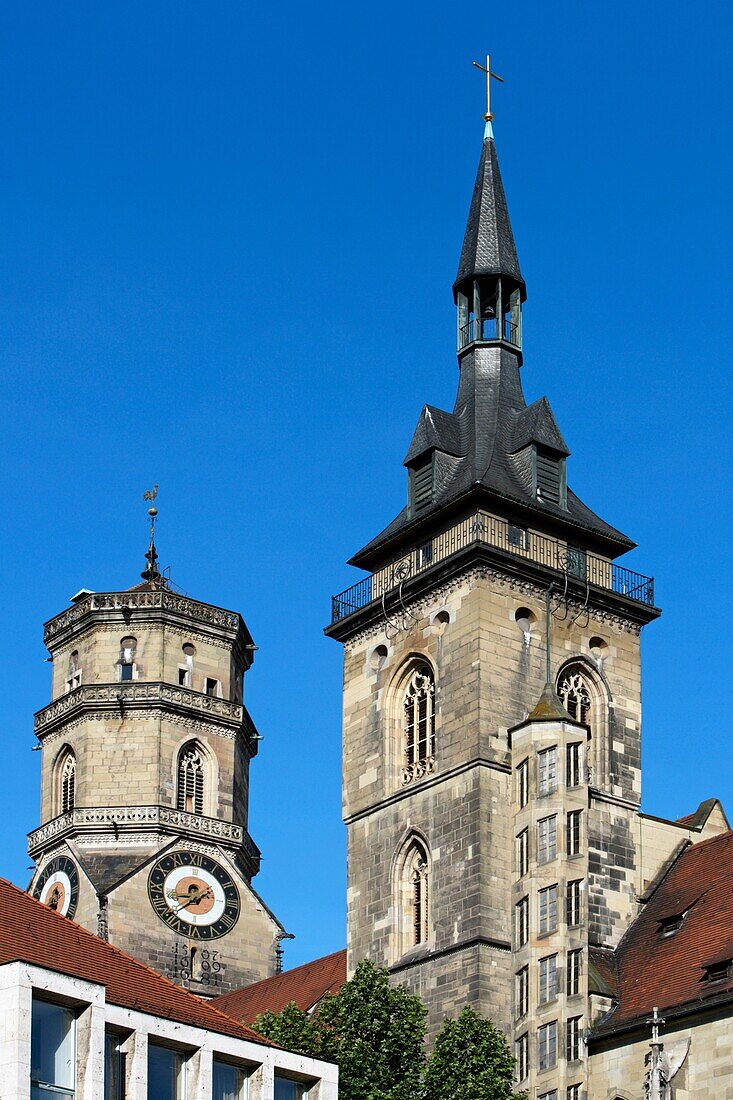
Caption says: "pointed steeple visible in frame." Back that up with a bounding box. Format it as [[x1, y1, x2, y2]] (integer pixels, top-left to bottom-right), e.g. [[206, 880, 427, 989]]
[[454, 134, 525, 293]]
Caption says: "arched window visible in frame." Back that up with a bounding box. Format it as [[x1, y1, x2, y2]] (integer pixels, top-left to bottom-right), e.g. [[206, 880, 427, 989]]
[[557, 667, 592, 725], [396, 836, 431, 955], [58, 750, 76, 813], [402, 665, 435, 784], [65, 650, 82, 693], [177, 743, 205, 815]]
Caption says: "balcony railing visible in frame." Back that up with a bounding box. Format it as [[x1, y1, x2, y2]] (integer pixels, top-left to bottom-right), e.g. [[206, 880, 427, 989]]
[[459, 316, 519, 350], [330, 510, 655, 623]]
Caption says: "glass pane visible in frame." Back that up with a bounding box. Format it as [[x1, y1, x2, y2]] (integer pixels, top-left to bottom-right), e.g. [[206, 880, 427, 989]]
[[31, 999, 75, 1091], [148, 1044, 183, 1100], [213, 1060, 246, 1100], [274, 1077, 305, 1100], [105, 1034, 125, 1100]]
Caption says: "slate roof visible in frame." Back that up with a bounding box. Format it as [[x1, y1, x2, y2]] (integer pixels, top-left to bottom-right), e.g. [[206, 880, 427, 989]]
[[595, 830, 733, 1031], [454, 136, 524, 290], [0, 877, 265, 1043], [351, 136, 634, 570], [215, 949, 347, 1025]]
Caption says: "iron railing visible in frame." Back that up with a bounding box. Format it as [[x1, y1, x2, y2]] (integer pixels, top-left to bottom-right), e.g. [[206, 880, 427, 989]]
[[458, 317, 519, 350], [330, 510, 655, 623]]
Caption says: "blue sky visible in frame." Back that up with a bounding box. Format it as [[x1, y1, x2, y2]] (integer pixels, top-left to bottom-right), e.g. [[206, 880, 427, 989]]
[[1, 2, 731, 968]]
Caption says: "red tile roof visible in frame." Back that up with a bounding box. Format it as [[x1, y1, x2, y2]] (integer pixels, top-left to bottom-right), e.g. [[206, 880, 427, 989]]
[[598, 830, 733, 1029], [0, 878, 268, 1043], [215, 950, 347, 1024]]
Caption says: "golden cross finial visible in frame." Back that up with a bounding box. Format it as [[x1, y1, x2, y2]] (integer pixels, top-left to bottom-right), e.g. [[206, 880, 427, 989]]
[[472, 55, 504, 122]]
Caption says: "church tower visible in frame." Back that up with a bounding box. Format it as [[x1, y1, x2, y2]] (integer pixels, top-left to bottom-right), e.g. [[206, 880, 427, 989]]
[[28, 508, 283, 997], [325, 99, 660, 1087]]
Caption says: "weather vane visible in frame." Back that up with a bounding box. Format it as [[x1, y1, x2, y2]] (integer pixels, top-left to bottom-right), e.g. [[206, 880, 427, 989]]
[[141, 484, 164, 586], [472, 54, 504, 122]]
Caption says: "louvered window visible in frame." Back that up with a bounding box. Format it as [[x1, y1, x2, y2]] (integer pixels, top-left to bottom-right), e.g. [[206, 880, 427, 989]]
[[536, 450, 562, 504], [410, 456, 433, 513], [177, 744, 205, 815]]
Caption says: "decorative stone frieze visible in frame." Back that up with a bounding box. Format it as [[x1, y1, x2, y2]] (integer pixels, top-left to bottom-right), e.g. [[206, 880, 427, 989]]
[[44, 589, 242, 645]]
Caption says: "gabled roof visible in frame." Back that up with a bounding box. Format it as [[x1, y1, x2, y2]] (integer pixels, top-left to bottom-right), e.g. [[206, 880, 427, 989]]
[[454, 136, 524, 291], [594, 829, 733, 1031], [215, 949, 347, 1025], [511, 397, 569, 456], [0, 878, 264, 1043], [404, 406, 463, 465]]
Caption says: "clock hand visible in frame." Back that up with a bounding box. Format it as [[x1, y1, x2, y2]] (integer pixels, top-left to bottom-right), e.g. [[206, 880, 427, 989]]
[[174, 886, 213, 913]]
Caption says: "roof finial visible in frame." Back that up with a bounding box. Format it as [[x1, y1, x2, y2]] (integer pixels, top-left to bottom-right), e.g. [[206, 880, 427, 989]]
[[141, 484, 165, 588], [472, 54, 504, 139]]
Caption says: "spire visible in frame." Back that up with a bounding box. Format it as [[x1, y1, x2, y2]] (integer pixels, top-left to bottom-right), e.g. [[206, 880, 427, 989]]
[[140, 485, 166, 588], [454, 133, 524, 293]]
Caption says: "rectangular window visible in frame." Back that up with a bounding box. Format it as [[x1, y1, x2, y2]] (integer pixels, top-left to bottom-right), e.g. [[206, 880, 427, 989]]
[[539, 884, 558, 935], [539, 1092, 558, 1100], [65, 671, 82, 693], [105, 1034, 126, 1100], [205, 677, 221, 698], [508, 524, 529, 550], [567, 1086, 581, 1100], [515, 1033, 528, 1082], [147, 1044, 184, 1100], [567, 949, 582, 997], [516, 829, 529, 878], [516, 759, 529, 807], [567, 811, 582, 856], [213, 1060, 248, 1100], [567, 880, 582, 927], [538, 816, 557, 865], [515, 966, 529, 1019], [538, 1020, 558, 1072], [567, 1016, 583, 1062], [178, 667, 191, 688], [31, 998, 75, 1098], [538, 747, 558, 796], [516, 896, 529, 947], [274, 1078, 308, 1100], [119, 663, 134, 682], [539, 954, 558, 1004], [419, 541, 434, 567], [566, 743, 581, 787]]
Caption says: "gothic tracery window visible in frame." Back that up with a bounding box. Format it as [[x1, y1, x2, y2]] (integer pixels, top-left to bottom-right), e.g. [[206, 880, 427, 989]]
[[177, 743, 205, 815], [402, 665, 435, 784], [59, 750, 76, 813], [557, 667, 592, 725], [399, 838, 430, 953]]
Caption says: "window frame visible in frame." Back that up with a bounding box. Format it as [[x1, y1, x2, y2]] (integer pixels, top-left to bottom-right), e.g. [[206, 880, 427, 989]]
[[567, 949, 582, 997], [147, 1041, 186, 1100], [566, 742, 582, 787], [516, 758, 529, 807], [538, 953, 558, 1005], [566, 1016, 583, 1062], [538, 815, 558, 865], [567, 880, 582, 927], [516, 828, 529, 878], [538, 1019, 558, 1072], [515, 966, 529, 1019], [538, 746, 558, 796], [567, 810, 582, 857], [273, 1076, 309, 1100], [539, 884, 558, 936], [212, 1057, 249, 1100], [516, 896, 529, 948], [515, 1033, 529, 1082], [30, 995, 77, 1099]]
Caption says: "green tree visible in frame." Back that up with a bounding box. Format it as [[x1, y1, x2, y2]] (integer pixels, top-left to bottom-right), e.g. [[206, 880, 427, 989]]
[[253, 959, 426, 1100], [424, 1005, 522, 1100], [254, 1001, 337, 1062]]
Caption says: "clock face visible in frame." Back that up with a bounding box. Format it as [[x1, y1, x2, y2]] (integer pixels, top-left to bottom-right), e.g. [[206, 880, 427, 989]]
[[148, 849, 240, 940], [33, 855, 80, 919]]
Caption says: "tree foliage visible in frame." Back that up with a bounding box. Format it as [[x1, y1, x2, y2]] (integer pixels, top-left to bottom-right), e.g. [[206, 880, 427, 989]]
[[253, 964, 523, 1100], [253, 959, 426, 1100], [423, 1005, 521, 1100]]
